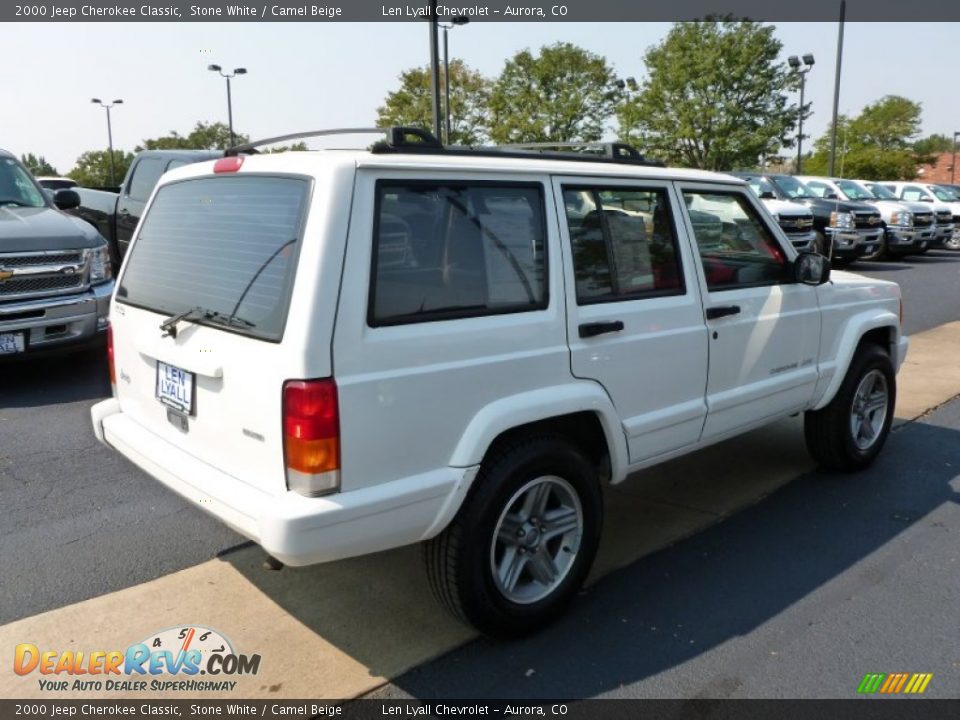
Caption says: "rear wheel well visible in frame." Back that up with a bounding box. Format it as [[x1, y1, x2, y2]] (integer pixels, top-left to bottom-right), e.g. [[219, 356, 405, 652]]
[[481, 412, 612, 483]]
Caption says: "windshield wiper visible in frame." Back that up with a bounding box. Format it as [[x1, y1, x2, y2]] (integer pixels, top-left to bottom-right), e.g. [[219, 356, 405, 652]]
[[160, 306, 255, 339], [0, 199, 32, 207]]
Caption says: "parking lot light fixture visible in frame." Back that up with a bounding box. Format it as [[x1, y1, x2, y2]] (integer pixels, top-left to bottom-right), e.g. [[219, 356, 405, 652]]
[[91, 98, 123, 187], [208, 64, 248, 147], [788, 54, 815, 174]]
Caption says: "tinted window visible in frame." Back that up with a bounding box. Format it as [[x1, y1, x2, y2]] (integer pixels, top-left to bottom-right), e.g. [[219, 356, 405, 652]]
[[683, 191, 789, 291], [127, 158, 166, 201], [562, 187, 683, 303], [117, 176, 309, 342], [804, 180, 830, 198], [370, 182, 547, 325]]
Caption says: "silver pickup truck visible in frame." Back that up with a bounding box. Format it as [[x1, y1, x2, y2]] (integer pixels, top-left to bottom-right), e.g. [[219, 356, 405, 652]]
[[0, 150, 113, 359]]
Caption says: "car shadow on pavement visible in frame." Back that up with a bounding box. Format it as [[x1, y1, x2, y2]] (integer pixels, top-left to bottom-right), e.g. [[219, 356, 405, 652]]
[[221, 415, 959, 698], [0, 349, 110, 408]]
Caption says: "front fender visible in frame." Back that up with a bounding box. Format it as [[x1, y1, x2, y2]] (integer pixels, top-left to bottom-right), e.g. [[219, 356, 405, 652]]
[[811, 309, 902, 411]]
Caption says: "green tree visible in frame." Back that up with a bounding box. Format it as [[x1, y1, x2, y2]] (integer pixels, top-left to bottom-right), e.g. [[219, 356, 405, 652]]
[[67, 150, 134, 187], [137, 121, 248, 151], [488, 42, 619, 144], [377, 60, 492, 145], [20, 153, 58, 176], [265, 142, 309, 153], [618, 20, 802, 170], [805, 96, 924, 179]]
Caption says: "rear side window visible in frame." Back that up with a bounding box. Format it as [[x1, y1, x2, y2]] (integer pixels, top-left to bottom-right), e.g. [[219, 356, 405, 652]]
[[127, 158, 166, 201], [370, 182, 547, 326], [562, 186, 683, 304], [117, 176, 309, 342]]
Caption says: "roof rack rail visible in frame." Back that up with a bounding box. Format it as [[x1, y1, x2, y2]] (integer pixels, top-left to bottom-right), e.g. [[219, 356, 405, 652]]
[[501, 141, 649, 162], [225, 126, 665, 167], [224, 126, 442, 156]]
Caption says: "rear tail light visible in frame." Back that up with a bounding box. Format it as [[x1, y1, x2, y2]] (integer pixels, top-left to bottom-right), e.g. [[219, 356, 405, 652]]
[[283, 379, 340, 497], [107, 324, 116, 394]]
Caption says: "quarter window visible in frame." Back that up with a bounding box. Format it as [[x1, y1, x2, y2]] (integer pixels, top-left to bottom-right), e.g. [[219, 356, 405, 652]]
[[562, 187, 683, 304], [370, 182, 547, 325], [683, 191, 789, 291]]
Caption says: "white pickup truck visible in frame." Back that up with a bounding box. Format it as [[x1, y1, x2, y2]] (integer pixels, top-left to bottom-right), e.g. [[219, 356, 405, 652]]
[[91, 129, 908, 636]]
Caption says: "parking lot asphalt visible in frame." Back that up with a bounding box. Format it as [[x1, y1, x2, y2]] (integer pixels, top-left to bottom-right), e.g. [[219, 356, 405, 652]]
[[369, 395, 960, 699], [0, 250, 958, 699]]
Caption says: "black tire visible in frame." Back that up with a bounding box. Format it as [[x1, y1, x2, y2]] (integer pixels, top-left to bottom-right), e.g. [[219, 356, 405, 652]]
[[424, 435, 603, 638], [804, 343, 896, 472]]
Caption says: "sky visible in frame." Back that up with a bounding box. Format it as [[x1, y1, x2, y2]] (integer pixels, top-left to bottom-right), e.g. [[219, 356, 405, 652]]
[[4, 21, 958, 174]]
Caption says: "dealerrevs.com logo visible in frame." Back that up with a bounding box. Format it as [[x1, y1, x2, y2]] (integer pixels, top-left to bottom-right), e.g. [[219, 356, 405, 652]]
[[13, 625, 261, 692]]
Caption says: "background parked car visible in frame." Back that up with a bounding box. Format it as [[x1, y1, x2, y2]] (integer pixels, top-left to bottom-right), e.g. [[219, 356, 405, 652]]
[[0, 149, 113, 359], [880, 181, 959, 251], [35, 176, 79, 190], [730, 172, 882, 265], [798, 176, 933, 259], [69, 149, 219, 265]]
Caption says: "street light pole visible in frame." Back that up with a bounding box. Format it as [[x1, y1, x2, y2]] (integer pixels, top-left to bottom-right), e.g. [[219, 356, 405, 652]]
[[828, 0, 846, 176], [952, 131, 959, 185], [428, 3, 443, 142], [788, 54, 815, 174], [91, 98, 123, 187], [439, 16, 470, 145], [208, 64, 248, 147]]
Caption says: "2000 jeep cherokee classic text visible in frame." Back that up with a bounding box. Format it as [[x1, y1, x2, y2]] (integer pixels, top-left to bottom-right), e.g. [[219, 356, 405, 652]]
[[91, 130, 908, 637]]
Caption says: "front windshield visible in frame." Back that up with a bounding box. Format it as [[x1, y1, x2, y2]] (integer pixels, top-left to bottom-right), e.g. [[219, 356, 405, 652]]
[[743, 176, 777, 198], [866, 183, 897, 200], [0, 158, 47, 208], [933, 186, 959, 201], [837, 180, 876, 201], [771, 175, 815, 199]]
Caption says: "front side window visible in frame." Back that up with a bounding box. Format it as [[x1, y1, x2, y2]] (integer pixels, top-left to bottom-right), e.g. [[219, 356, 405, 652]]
[[370, 182, 547, 325], [804, 180, 831, 198], [837, 180, 875, 200], [683, 191, 789, 292], [563, 186, 683, 304]]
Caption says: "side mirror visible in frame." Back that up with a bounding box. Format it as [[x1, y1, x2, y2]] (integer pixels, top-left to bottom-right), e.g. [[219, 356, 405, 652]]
[[53, 189, 80, 210], [759, 190, 776, 200], [824, 191, 839, 200], [794, 251, 831, 286]]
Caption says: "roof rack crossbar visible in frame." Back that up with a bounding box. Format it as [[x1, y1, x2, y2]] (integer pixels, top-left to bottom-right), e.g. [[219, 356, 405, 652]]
[[225, 126, 442, 156]]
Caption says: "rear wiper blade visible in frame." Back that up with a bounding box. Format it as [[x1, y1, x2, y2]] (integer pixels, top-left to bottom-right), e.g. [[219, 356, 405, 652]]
[[160, 307, 255, 338]]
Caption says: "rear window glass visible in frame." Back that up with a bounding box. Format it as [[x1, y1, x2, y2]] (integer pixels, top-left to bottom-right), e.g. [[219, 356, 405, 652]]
[[370, 182, 548, 326], [117, 176, 309, 342]]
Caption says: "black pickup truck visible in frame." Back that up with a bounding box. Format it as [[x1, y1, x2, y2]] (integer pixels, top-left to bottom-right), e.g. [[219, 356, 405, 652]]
[[71, 150, 219, 264], [729, 171, 884, 266]]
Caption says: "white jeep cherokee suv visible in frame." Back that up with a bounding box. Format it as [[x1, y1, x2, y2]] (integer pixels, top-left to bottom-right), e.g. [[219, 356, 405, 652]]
[[91, 129, 908, 637]]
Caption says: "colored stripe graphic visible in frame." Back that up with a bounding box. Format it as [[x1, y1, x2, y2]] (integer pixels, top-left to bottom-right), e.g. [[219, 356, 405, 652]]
[[858, 673, 932, 694]]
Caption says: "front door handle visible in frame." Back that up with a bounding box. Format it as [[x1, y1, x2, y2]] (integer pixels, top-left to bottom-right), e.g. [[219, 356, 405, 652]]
[[578, 320, 625, 338], [705, 305, 741, 320]]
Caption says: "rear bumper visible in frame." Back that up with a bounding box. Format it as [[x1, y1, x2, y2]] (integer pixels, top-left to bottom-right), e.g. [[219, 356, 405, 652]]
[[91, 400, 470, 566], [0, 281, 112, 358]]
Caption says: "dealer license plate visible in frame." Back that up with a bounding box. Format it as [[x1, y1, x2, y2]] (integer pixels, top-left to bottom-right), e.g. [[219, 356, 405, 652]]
[[156, 361, 195, 415], [0, 332, 25, 355]]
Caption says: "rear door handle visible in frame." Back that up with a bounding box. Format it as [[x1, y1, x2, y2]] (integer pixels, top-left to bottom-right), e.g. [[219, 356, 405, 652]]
[[705, 305, 741, 320], [578, 320, 625, 338]]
